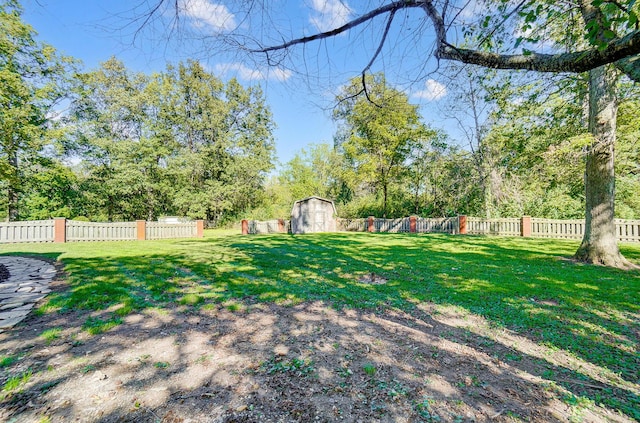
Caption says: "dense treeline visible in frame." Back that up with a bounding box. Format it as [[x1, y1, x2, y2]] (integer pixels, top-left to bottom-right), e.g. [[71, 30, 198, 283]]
[[68, 58, 274, 222], [1, 2, 275, 223], [1, 57, 275, 223], [250, 71, 640, 221], [2, 1, 639, 224]]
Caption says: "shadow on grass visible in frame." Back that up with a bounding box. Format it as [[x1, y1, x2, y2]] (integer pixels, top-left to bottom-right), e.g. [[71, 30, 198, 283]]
[[1, 296, 637, 421], [0, 232, 638, 420], [227, 233, 639, 379]]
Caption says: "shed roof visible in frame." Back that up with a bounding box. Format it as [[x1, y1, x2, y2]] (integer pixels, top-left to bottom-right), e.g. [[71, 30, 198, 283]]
[[291, 196, 337, 215]]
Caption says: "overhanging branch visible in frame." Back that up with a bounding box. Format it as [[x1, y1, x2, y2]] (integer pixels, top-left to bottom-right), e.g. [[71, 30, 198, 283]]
[[436, 30, 640, 75], [250, 1, 425, 53], [251, 0, 640, 81]]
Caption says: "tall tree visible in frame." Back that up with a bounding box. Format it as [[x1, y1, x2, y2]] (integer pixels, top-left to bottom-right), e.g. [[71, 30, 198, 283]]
[[482, 74, 588, 218], [615, 97, 640, 218], [165, 62, 275, 222], [19, 159, 82, 220], [280, 143, 343, 201], [438, 67, 498, 218], [71, 58, 275, 222], [71, 58, 171, 221], [0, 0, 74, 220], [335, 73, 431, 217]]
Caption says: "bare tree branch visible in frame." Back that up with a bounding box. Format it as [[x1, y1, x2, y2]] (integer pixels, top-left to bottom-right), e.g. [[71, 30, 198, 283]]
[[248, 0, 640, 81], [250, 1, 425, 53], [363, 9, 396, 74]]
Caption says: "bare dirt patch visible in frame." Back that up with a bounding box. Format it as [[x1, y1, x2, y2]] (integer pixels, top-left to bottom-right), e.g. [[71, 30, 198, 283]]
[[357, 272, 388, 285], [0, 287, 636, 422]]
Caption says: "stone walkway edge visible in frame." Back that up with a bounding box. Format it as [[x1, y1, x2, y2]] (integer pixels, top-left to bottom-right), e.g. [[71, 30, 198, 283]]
[[0, 256, 56, 331]]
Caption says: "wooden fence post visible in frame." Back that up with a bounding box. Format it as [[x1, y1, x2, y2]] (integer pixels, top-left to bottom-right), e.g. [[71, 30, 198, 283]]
[[459, 215, 467, 235], [196, 220, 204, 238], [241, 219, 249, 235], [53, 217, 66, 243], [521, 216, 531, 237], [410, 216, 417, 233], [278, 218, 285, 233], [136, 220, 146, 241], [368, 216, 375, 233]]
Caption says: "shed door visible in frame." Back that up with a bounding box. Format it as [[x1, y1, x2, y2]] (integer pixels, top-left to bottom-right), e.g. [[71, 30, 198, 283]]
[[314, 211, 325, 232]]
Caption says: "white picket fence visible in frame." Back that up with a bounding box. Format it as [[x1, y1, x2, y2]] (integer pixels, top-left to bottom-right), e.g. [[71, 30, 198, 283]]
[[250, 215, 640, 243], [247, 219, 290, 234], [66, 220, 138, 242], [374, 218, 410, 233], [334, 217, 459, 233], [467, 217, 521, 237], [415, 217, 459, 233], [146, 222, 197, 240], [0, 219, 199, 243], [528, 218, 640, 242], [530, 218, 584, 240], [0, 220, 55, 243], [614, 219, 640, 242]]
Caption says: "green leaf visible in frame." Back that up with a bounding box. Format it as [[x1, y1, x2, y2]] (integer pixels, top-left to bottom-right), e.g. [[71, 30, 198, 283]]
[[514, 37, 524, 49]]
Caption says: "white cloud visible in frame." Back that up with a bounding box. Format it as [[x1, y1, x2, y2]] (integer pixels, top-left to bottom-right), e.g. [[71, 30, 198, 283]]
[[179, 0, 236, 32], [309, 0, 353, 32], [214, 63, 292, 81], [413, 79, 448, 101]]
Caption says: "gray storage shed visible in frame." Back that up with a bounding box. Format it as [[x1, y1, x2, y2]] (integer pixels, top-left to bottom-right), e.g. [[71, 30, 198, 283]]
[[290, 196, 337, 234]]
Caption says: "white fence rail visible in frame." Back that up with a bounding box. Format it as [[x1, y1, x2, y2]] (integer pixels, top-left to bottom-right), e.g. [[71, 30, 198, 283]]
[[248, 220, 289, 234], [336, 218, 367, 232], [467, 217, 521, 236], [530, 218, 640, 242], [374, 218, 410, 233], [253, 216, 460, 234], [416, 217, 459, 234], [615, 219, 640, 242], [0, 219, 200, 243], [531, 218, 584, 240], [246, 215, 640, 243], [0, 220, 55, 243], [146, 222, 197, 240], [66, 220, 137, 242]]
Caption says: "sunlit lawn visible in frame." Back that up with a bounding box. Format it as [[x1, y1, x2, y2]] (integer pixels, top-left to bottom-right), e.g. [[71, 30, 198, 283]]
[[1, 229, 639, 416]]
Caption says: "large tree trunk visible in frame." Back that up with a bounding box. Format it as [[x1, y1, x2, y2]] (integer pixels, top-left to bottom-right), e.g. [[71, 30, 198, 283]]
[[7, 150, 19, 221], [382, 183, 388, 218], [575, 65, 632, 268]]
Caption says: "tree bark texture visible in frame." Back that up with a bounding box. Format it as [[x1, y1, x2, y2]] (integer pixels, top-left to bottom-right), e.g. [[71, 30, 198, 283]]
[[7, 150, 19, 222], [575, 66, 631, 268]]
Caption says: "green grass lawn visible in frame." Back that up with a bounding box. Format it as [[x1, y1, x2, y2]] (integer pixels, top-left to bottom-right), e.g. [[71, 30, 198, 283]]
[[1, 230, 639, 416]]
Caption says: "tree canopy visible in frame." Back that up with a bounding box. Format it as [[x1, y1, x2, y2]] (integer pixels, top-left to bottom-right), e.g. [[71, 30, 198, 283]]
[[0, 0, 74, 220], [335, 73, 436, 217], [69, 58, 276, 222]]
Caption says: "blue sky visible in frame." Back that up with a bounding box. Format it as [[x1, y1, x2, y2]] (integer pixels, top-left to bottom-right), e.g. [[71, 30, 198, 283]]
[[22, 0, 453, 166]]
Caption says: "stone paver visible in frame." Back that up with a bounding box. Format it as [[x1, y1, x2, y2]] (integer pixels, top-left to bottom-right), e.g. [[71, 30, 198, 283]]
[[0, 256, 56, 331]]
